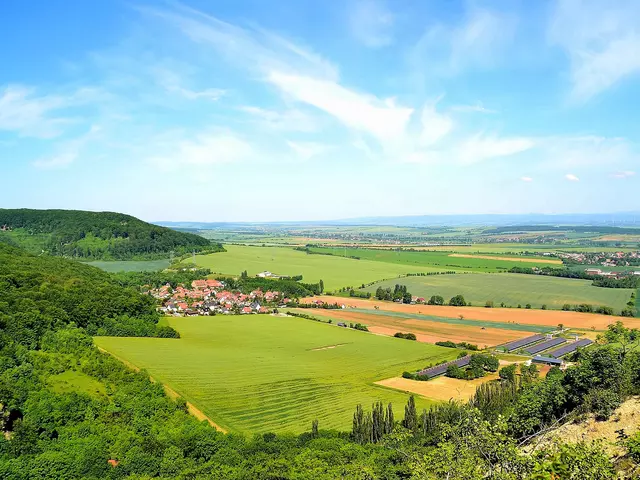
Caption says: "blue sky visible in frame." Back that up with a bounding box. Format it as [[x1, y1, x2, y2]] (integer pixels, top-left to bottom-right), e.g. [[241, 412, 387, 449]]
[[1, 0, 639, 222]]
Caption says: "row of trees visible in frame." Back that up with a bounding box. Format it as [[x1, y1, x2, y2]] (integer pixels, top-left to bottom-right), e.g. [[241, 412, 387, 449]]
[[375, 284, 412, 303]]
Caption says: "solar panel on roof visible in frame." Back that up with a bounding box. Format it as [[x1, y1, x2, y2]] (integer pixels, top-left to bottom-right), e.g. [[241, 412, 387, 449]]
[[500, 334, 546, 352], [525, 337, 566, 355], [548, 339, 593, 358], [417, 355, 471, 378]]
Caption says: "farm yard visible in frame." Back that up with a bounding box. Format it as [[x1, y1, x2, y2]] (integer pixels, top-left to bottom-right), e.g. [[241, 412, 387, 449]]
[[304, 296, 640, 331], [360, 272, 633, 311], [95, 315, 457, 434], [289, 308, 539, 348], [190, 245, 443, 290]]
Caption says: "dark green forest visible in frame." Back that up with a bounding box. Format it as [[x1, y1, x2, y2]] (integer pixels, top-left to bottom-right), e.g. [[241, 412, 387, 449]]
[[1, 242, 640, 478], [0, 209, 222, 260]]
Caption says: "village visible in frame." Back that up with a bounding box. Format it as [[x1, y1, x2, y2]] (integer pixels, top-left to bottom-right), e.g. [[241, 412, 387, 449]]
[[146, 278, 293, 316], [558, 250, 640, 277]]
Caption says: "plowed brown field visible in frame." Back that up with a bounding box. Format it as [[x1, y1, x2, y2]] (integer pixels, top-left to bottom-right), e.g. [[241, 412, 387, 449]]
[[296, 308, 528, 348], [303, 296, 640, 331]]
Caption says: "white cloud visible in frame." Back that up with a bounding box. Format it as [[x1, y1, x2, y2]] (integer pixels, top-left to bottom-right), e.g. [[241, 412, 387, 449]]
[[419, 101, 453, 147], [549, 0, 640, 102], [286, 140, 329, 160], [147, 131, 254, 170], [411, 7, 517, 77], [142, 4, 337, 81], [348, 0, 394, 48], [267, 71, 413, 145], [542, 135, 634, 169], [457, 134, 535, 165], [32, 125, 102, 169], [239, 106, 319, 132], [565, 173, 580, 182], [451, 102, 497, 114], [521, 176, 533, 182], [0, 85, 74, 138], [610, 170, 636, 178], [152, 67, 225, 101]]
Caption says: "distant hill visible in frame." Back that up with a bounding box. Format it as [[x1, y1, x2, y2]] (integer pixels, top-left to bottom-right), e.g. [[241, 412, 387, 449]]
[[157, 211, 640, 228], [0, 209, 221, 260]]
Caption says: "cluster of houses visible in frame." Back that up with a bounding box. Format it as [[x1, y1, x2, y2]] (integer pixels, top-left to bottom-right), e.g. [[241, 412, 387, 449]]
[[560, 251, 640, 269], [146, 278, 292, 316]]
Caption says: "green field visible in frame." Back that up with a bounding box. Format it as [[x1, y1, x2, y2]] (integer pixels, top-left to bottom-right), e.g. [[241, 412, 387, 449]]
[[95, 315, 456, 434], [47, 371, 106, 398], [361, 273, 633, 311], [87, 258, 171, 272], [190, 245, 445, 290], [308, 246, 558, 272]]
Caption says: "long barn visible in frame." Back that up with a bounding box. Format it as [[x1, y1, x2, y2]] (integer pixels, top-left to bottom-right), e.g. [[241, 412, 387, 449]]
[[416, 355, 471, 379]]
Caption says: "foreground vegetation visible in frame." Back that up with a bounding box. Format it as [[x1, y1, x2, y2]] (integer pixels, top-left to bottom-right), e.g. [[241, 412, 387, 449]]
[[0, 209, 220, 260]]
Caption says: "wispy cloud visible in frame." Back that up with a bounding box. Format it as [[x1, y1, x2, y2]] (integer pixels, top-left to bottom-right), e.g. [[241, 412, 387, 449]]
[[33, 125, 102, 169], [549, 0, 640, 102], [348, 0, 394, 48], [239, 106, 320, 132], [610, 170, 635, 178], [286, 140, 330, 160], [152, 67, 225, 101], [565, 173, 580, 182], [146, 130, 254, 170], [411, 7, 517, 78], [450, 101, 497, 114], [457, 134, 534, 165], [521, 176, 533, 182], [0, 85, 77, 138]]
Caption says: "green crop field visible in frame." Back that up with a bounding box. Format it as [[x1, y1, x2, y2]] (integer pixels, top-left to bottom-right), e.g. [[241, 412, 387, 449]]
[[95, 315, 456, 434], [361, 273, 634, 311], [307, 246, 558, 272], [86, 258, 171, 272], [190, 245, 445, 290]]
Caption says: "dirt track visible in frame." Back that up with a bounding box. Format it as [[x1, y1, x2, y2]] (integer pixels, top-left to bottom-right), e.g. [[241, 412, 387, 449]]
[[304, 296, 639, 331]]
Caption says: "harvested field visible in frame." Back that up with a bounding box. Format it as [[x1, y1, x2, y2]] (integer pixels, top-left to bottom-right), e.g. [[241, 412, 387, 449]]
[[292, 308, 533, 348], [305, 296, 640, 331], [448, 253, 562, 265], [376, 375, 499, 402]]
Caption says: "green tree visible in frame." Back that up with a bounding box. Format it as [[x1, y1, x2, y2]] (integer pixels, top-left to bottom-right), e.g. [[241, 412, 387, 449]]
[[403, 396, 418, 430], [449, 295, 467, 306]]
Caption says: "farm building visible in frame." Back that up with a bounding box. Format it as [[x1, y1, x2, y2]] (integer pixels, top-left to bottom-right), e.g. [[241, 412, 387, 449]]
[[548, 339, 593, 358], [497, 334, 546, 353], [525, 337, 567, 355], [415, 355, 471, 379], [532, 356, 563, 367]]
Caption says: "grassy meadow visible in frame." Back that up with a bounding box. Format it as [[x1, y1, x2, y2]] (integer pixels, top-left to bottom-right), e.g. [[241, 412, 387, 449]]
[[307, 246, 560, 271], [95, 315, 456, 434], [86, 258, 172, 272], [190, 245, 445, 290], [361, 273, 633, 311]]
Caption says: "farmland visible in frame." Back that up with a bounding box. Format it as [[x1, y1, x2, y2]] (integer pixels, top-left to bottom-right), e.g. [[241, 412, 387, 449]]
[[306, 246, 561, 271], [360, 273, 633, 311], [190, 245, 444, 290], [87, 258, 171, 272], [304, 296, 640, 331], [289, 308, 540, 348], [95, 315, 456, 434]]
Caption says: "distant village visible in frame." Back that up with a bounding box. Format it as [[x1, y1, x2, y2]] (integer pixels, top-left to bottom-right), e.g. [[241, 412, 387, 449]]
[[558, 251, 640, 278], [146, 278, 293, 316]]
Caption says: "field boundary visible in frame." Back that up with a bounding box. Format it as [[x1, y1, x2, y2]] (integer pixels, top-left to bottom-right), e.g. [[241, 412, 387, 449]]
[[96, 346, 227, 433]]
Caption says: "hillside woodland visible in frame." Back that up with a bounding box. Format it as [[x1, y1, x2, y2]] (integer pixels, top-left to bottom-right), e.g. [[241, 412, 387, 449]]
[[1, 243, 640, 479], [0, 209, 222, 260]]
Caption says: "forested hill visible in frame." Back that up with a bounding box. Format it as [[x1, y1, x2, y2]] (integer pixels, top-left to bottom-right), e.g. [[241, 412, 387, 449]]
[[0, 208, 221, 260], [0, 242, 177, 344]]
